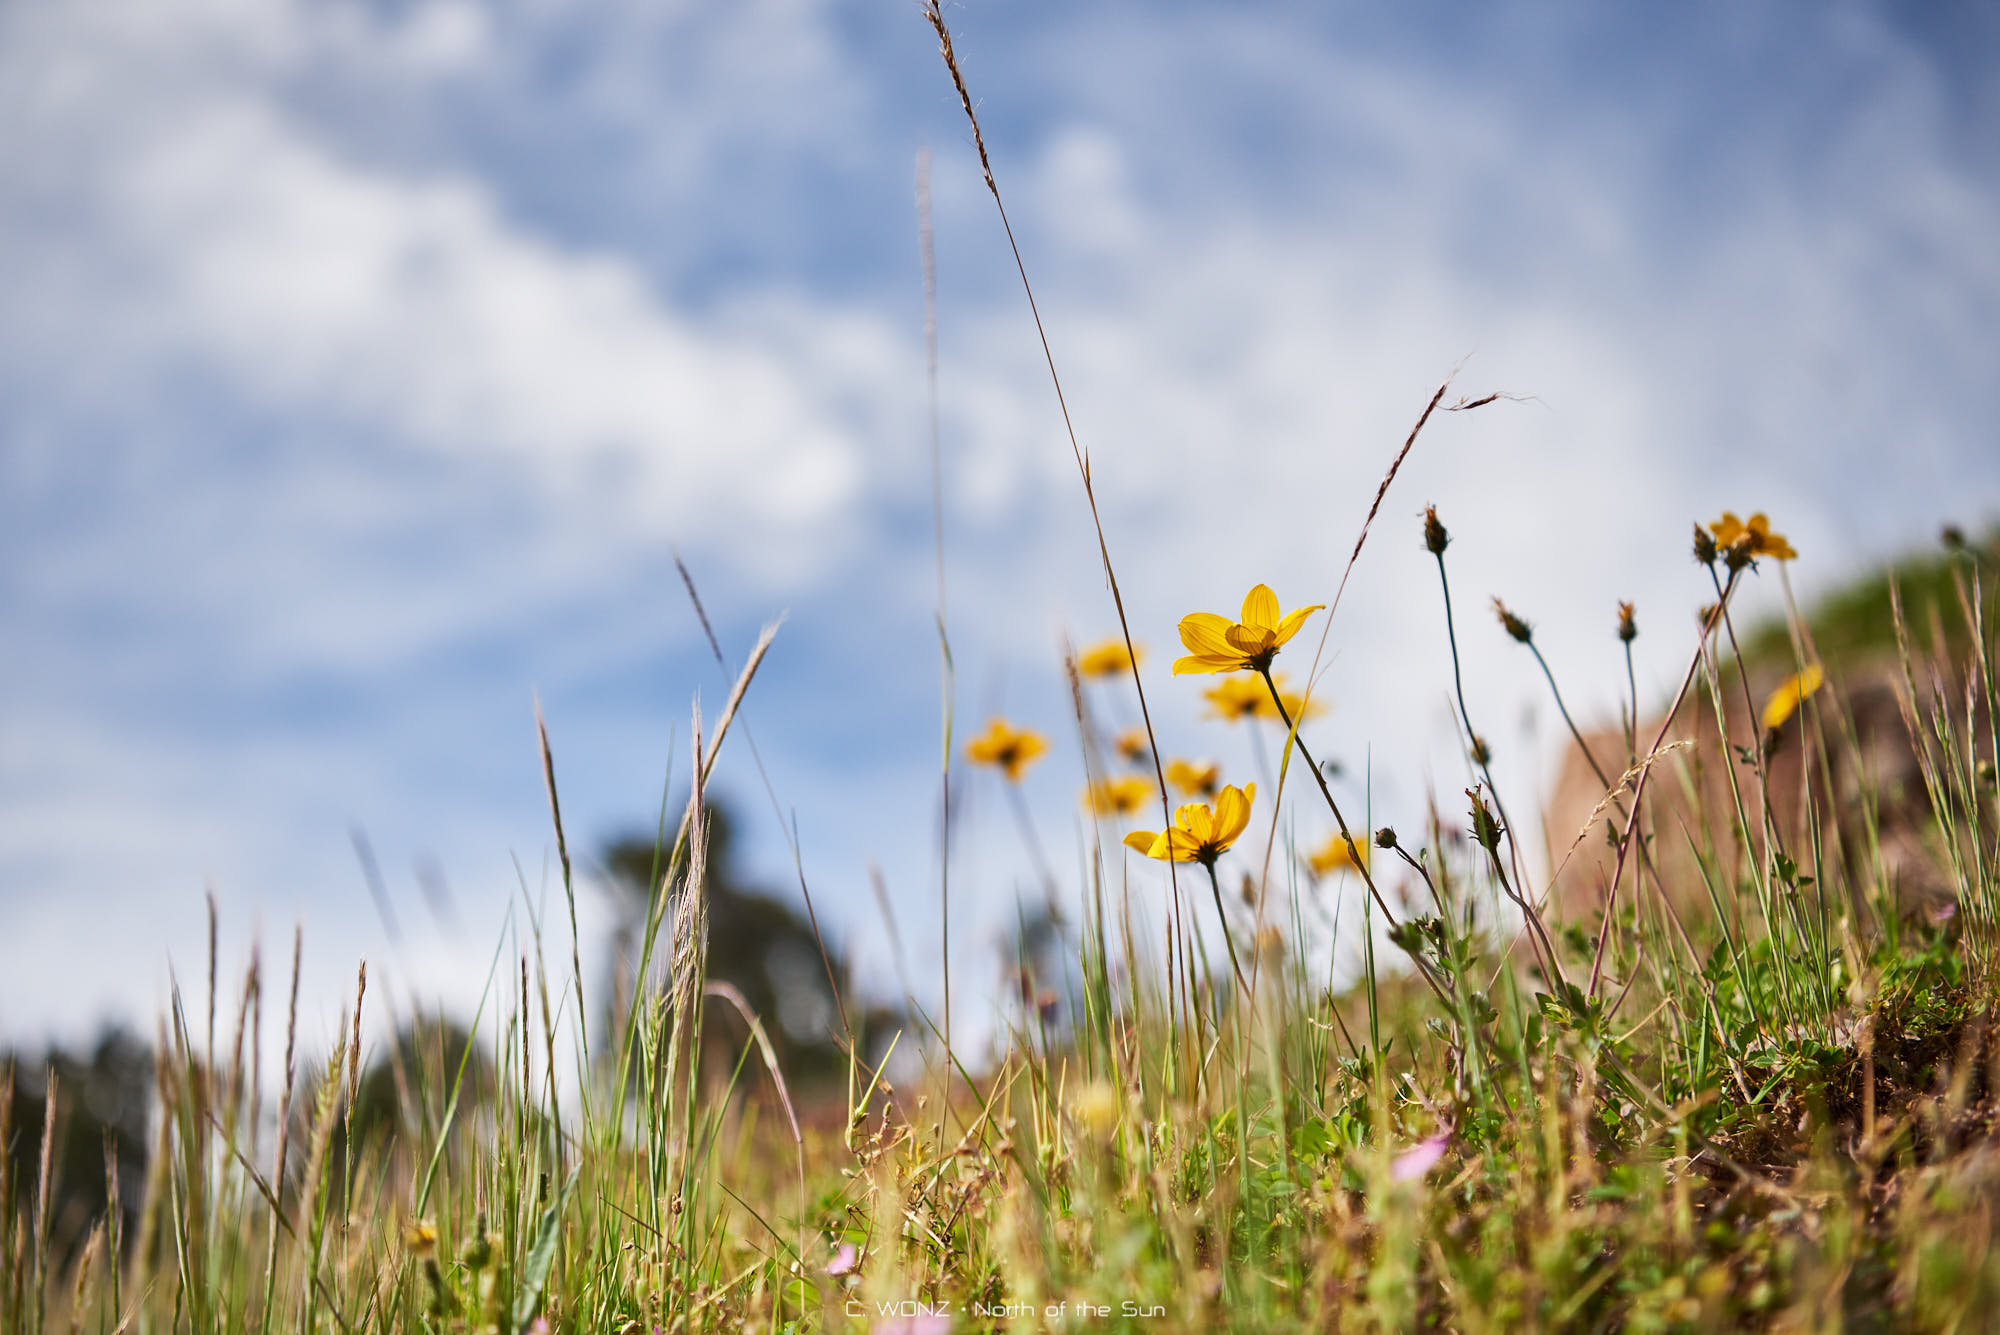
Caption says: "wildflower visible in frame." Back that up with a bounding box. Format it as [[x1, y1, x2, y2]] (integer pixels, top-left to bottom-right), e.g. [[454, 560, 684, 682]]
[[1759, 665, 1824, 732], [827, 1243, 859, 1277], [1306, 831, 1369, 877], [1123, 783, 1256, 866], [1077, 636, 1143, 678], [1617, 601, 1637, 643], [1492, 598, 1533, 644], [1424, 505, 1450, 555], [403, 1221, 438, 1257], [1085, 775, 1153, 817], [1113, 727, 1148, 765], [1707, 511, 1797, 563], [964, 718, 1047, 782], [1173, 584, 1324, 675], [1203, 675, 1266, 722], [1203, 671, 1321, 724], [1072, 1080, 1121, 1139], [1165, 757, 1221, 798], [1390, 1134, 1450, 1183], [1268, 675, 1325, 723]]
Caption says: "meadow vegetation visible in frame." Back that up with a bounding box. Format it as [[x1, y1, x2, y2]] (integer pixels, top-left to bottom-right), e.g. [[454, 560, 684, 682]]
[[6, 8, 2000, 1331]]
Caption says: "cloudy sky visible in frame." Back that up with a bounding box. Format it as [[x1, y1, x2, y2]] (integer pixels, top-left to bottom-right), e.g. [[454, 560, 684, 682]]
[[4, 0, 1997, 1053]]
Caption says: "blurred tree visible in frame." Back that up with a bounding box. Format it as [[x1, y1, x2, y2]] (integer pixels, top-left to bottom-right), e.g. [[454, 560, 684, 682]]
[[327, 1016, 493, 1192], [602, 802, 896, 1090], [3, 1028, 151, 1264]]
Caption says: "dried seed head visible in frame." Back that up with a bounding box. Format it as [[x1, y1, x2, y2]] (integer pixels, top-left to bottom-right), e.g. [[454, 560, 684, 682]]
[[1492, 598, 1533, 644], [1374, 826, 1398, 850], [1617, 601, 1637, 643], [1423, 505, 1450, 555], [1466, 787, 1503, 853], [1469, 734, 1492, 766], [1692, 522, 1718, 567]]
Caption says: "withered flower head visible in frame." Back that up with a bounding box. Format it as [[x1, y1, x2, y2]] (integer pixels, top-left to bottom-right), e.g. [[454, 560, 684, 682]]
[[1424, 505, 1450, 556], [1617, 601, 1637, 643], [1492, 598, 1533, 644], [1692, 523, 1718, 567]]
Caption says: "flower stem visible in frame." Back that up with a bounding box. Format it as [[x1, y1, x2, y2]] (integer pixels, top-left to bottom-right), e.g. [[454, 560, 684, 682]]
[[1203, 859, 1251, 999], [1254, 669, 1456, 1007], [1528, 641, 1613, 792]]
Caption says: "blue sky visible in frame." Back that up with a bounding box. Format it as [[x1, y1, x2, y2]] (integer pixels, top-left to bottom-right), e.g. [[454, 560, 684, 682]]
[[3, 0, 1997, 1053]]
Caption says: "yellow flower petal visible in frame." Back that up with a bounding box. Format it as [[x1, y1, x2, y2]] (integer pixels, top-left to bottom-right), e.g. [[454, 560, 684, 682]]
[[1123, 830, 1160, 854], [1174, 652, 1245, 676], [1177, 612, 1239, 657], [1271, 604, 1325, 648], [1176, 801, 1215, 843], [1212, 783, 1255, 846], [1241, 583, 1281, 631], [1224, 624, 1276, 656], [1760, 664, 1824, 731]]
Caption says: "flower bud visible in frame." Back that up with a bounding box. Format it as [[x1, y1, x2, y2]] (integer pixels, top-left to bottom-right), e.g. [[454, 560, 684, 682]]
[[1466, 787, 1503, 852], [1617, 601, 1637, 643], [1692, 523, 1718, 567], [1424, 505, 1450, 555], [1493, 598, 1533, 644], [1374, 826, 1398, 850]]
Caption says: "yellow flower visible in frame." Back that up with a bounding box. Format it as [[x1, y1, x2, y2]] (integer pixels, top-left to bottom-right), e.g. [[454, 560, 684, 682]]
[[1306, 831, 1369, 877], [1173, 584, 1324, 675], [1760, 665, 1824, 732], [1165, 758, 1220, 798], [1085, 774, 1154, 817], [1113, 727, 1149, 765], [1708, 511, 1797, 562], [1267, 675, 1325, 723], [965, 718, 1048, 782], [1203, 675, 1267, 722], [1202, 672, 1322, 724], [1122, 783, 1256, 865], [1072, 1080, 1122, 1139], [1077, 637, 1143, 678]]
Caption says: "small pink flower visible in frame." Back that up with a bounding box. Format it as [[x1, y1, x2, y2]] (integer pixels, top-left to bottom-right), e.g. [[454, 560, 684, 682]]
[[1390, 1134, 1449, 1183], [827, 1243, 859, 1277]]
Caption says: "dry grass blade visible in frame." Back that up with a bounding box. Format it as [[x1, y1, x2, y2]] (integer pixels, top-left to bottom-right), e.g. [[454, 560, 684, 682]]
[[1547, 740, 1693, 886], [921, 0, 1189, 1034], [536, 697, 588, 1057], [665, 618, 783, 891]]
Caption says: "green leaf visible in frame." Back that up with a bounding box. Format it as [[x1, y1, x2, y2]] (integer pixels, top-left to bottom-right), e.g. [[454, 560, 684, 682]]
[[512, 1163, 581, 1331]]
